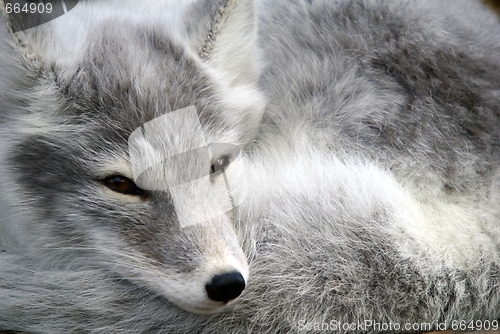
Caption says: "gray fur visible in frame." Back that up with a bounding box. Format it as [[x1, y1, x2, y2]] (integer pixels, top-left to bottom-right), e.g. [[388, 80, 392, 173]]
[[1, 0, 499, 333]]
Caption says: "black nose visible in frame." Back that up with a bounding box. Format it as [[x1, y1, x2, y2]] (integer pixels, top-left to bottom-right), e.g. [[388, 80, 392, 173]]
[[205, 271, 246, 303]]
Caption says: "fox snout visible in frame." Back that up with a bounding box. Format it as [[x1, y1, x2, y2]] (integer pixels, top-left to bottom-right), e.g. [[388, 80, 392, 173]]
[[190, 218, 249, 313], [135, 213, 250, 314]]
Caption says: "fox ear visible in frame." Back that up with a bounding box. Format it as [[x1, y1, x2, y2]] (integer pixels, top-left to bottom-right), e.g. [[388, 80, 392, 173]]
[[0, 10, 35, 119], [186, 0, 260, 86]]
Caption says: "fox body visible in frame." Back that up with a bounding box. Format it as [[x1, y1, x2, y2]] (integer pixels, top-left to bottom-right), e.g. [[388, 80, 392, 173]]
[[0, 0, 499, 333]]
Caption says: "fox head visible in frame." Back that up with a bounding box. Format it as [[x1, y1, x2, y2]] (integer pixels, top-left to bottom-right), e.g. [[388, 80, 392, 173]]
[[0, 0, 265, 313]]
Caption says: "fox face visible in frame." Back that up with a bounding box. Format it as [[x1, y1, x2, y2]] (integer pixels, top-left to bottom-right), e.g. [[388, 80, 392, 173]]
[[0, 0, 265, 313]]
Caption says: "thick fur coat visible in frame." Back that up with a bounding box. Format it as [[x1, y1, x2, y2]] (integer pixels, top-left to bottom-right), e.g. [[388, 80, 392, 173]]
[[0, 0, 499, 333]]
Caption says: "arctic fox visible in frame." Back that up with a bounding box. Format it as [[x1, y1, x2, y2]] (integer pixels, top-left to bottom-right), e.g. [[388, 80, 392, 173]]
[[0, 0, 499, 333]]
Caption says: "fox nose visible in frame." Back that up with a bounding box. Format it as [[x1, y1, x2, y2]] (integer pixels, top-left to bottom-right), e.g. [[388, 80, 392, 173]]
[[206, 271, 246, 303]]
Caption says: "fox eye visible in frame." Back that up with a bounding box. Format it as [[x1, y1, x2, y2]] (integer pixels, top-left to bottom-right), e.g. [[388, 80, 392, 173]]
[[103, 175, 145, 197], [211, 156, 231, 174]]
